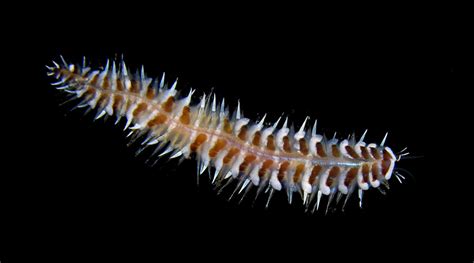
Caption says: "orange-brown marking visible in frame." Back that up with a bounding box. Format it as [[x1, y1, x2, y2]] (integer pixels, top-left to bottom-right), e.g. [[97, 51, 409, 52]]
[[258, 160, 274, 177], [360, 146, 371, 160], [116, 79, 124, 91], [381, 159, 392, 177], [371, 163, 380, 181], [316, 142, 327, 157], [283, 136, 292, 153], [130, 80, 140, 93], [239, 154, 257, 172], [383, 149, 393, 160], [112, 95, 124, 111], [252, 131, 261, 146], [179, 106, 191, 125], [190, 134, 208, 152], [238, 125, 248, 141], [146, 86, 156, 99], [344, 167, 359, 186], [309, 165, 322, 185], [299, 139, 309, 155], [277, 161, 290, 181], [345, 145, 360, 159], [331, 144, 341, 158], [293, 164, 305, 183], [370, 147, 382, 160], [381, 150, 393, 176], [326, 166, 340, 187], [223, 119, 233, 134], [162, 97, 175, 113], [362, 163, 370, 183], [132, 102, 148, 117], [208, 139, 227, 158], [266, 135, 276, 151], [147, 113, 168, 128], [102, 77, 110, 90], [223, 148, 240, 164]]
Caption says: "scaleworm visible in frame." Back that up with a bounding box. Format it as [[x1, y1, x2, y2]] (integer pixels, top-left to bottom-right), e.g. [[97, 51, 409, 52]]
[[46, 56, 407, 214]]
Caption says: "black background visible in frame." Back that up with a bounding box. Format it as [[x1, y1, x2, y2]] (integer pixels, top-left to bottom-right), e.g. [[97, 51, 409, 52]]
[[1, 5, 470, 262]]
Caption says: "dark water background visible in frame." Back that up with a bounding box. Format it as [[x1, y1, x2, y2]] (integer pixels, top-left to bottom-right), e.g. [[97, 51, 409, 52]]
[[1, 8, 469, 262]]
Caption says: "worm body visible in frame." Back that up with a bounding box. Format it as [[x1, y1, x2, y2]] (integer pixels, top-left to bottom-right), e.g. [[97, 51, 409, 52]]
[[47, 57, 399, 213]]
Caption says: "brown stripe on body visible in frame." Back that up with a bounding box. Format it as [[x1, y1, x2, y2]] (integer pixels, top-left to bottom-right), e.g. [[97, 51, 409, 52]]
[[370, 147, 382, 160], [112, 95, 124, 111], [162, 97, 175, 113], [132, 102, 148, 118], [277, 161, 290, 181], [326, 166, 340, 187], [208, 139, 227, 158], [102, 76, 110, 90], [309, 165, 322, 185], [362, 163, 370, 183], [316, 142, 327, 157], [223, 148, 240, 164], [190, 134, 208, 152], [371, 163, 381, 181], [223, 119, 233, 134], [252, 131, 261, 146], [360, 146, 371, 160], [239, 154, 257, 172], [299, 139, 309, 155], [179, 106, 191, 124], [146, 85, 156, 99], [266, 135, 276, 151], [344, 167, 359, 186], [345, 145, 360, 158], [283, 136, 292, 153], [293, 163, 305, 183], [381, 159, 392, 176], [147, 113, 168, 128], [116, 79, 124, 91], [381, 150, 393, 176], [130, 80, 140, 93], [331, 144, 341, 158], [238, 125, 248, 141], [258, 160, 274, 177]]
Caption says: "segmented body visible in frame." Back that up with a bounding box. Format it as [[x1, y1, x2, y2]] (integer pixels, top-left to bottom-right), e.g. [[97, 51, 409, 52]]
[[47, 57, 398, 213]]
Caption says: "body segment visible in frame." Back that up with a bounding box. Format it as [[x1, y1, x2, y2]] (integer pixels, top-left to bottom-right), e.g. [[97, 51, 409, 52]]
[[47, 57, 398, 212]]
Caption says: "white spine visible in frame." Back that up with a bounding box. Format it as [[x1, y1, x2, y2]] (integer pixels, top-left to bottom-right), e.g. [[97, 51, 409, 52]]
[[230, 154, 245, 178], [318, 168, 331, 195], [301, 163, 313, 194], [234, 118, 250, 135], [249, 163, 261, 186], [357, 170, 369, 190], [269, 169, 282, 191], [337, 168, 349, 194], [276, 118, 289, 151]]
